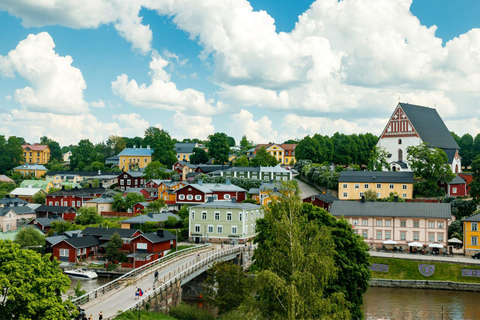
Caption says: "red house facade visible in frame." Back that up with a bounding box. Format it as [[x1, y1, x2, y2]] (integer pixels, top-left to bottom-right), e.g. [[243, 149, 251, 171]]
[[52, 235, 101, 263], [459, 173, 473, 195], [34, 205, 77, 221], [175, 182, 247, 206], [46, 186, 105, 208], [28, 217, 66, 233], [123, 230, 176, 268], [82, 227, 142, 252], [302, 194, 339, 212], [118, 171, 145, 191], [438, 175, 467, 197]]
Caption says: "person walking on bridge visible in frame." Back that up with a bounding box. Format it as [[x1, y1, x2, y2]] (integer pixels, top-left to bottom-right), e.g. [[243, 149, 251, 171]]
[[154, 270, 158, 282], [98, 311, 103, 320]]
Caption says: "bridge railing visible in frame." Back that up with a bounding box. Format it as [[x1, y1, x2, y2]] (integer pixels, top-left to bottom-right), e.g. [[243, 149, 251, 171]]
[[72, 244, 210, 306], [122, 246, 248, 314]]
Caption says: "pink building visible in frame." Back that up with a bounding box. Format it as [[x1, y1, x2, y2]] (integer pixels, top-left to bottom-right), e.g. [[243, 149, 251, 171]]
[[330, 201, 452, 251]]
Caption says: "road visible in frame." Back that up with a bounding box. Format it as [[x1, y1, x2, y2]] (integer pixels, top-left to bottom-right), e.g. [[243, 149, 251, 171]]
[[370, 251, 480, 265], [294, 174, 320, 198]]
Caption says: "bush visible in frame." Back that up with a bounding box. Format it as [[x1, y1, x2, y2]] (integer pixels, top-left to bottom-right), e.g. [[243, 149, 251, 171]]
[[168, 303, 214, 320]]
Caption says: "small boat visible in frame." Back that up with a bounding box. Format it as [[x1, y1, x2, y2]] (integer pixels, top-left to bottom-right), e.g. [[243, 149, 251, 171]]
[[64, 269, 98, 279]]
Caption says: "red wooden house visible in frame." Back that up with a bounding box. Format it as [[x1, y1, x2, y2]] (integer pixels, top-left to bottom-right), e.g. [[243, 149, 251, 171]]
[[46, 186, 105, 208], [117, 171, 145, 191], [28, 217, 66, 234], [34, 205, 77, 221], [438, 175, 467, 197], [459, 173, 473, 195], [123, 229, 176, 268], [302, 193, 339, 212], [174, 181, 246, 206], [52, 235, 101, 263], [82, 227, 142, 252], [133, 202, 149, 214]]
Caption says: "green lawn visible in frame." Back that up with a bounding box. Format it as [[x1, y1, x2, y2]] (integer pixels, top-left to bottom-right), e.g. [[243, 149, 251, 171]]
[[370, 257, 480, 283], [115, 310, 176, 320]]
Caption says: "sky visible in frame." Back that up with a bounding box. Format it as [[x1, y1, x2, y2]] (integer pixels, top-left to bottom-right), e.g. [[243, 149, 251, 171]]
[[1, 0, 480, 146]]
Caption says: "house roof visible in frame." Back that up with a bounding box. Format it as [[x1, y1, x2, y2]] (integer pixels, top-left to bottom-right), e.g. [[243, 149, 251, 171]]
[[118, 147, 153, 157], [338, 171, 414, 183], [305, 194, 339, 203], [22, 143, 48, 151], [136, 230, 176, 243], [45, 171, 118, 177], [0, 175, 13, 182], [191, 201, 260, 210], [20, 180, 52, 191], [196, 165, 232, 173], [464, 213, 480, 222], [48, 187, 105, 196], [63, 235, 101, 249], [248, 188, 260, 195], [330, 201, 451, 219], [35, 205, 76, 213], [399, 103, 459, 150], [174, 142, 198, 154], [31, 217, 66, 227], [14, 164, 47, 171], [176, 182, 246, 194], [124, 187, 144, 194], [0, 196, 29, 206], [448, 175, 466, 185], [121, 171, 145, 178], [10, 187, 44, 196], [46, 235, 68, 246], [121, 212, 179, 224], [0, 206, 36, 217], [175, 161, 198, 169], [82, 227, 141, 238], [86, 197, 113, 204]]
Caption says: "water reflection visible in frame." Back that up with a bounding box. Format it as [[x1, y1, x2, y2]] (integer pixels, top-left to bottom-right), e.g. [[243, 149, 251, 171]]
[[67, 277, 112, 297], [363, 287, 480, 320]]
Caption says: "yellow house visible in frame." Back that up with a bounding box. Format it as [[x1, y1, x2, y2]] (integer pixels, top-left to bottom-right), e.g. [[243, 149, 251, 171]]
[[13, 164, 48, 179], [118, 146, 153, 171], [22, 144, 50, 164], [20, 180, 54, 193], [338, 171, 414, 200], [255, 143, 297, 165], [174, 142, 201, 162], [464, 214, 480, 256]]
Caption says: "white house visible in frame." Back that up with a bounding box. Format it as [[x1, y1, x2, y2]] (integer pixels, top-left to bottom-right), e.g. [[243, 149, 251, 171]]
[[377, 103, 461, 173]]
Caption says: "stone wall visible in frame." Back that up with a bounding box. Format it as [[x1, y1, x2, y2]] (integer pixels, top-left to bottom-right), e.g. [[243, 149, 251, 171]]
[[370, 279, 480, 292]]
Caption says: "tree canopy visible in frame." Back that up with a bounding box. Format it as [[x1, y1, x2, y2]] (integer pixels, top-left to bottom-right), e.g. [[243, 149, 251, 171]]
[[70, 139, 97, 171], [143, 161, 171, 181], [0, 240, 76, 319], [144, 127, 177, 167], [207, 133, 230, 164], [189, 147, 210, 165], [0, 136, 24, 174], [250, 147, 278, 167], [106, 232, 126, 262], [75, 207, 103, 225], [40, 136, 62, 162], [469, 154, 480, 199], [13, 227, 46, 252]]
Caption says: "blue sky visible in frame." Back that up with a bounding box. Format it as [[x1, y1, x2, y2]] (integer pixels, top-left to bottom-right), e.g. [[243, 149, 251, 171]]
[[0, 0, 480, 146]]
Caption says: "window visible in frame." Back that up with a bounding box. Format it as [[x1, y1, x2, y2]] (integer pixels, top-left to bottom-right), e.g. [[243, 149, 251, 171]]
[[413, 232, 419, 241], [438, 222, 444, 229], [217, 226, 223, 234], [245, 225, 248, 233], [215, 212, 220, 221], [264, 176, 269, 180], [428, 233, 435, 242], [362, 230, 368, 238], [400, 232, 406, 240], [473, 236, 478, 246], [428, 221, 435, 228], [342, 184, 348, 189], [120, 180, 124, 185], [362, 219, 368, 226], [376, 220, 382, 227], [127, 179, 131, 185], [224, 194, 231, 200], [438, 233, 444, 242], [239, 213, 242, 221], [55, 201, 59, 206], [354, 184, 359, 189], [472, 222, 478, 231], [385, 220, 391, 227], [195, 195, 202, 200], [402, 194, 407, 198], [385, 231, 391, 240], [400, 220, 406, 227], [389, 184, 394, 189], [59, 249, 69, 257], [402, 184, 407, 190], [376, 231, 382, 240], [227, 213, 232, 221], [191, 212, 195, 220], [186, 195, 193, 201], [179, 194, 185, 200], [377, 193, 381, 198], [398, 139, 402, 144], [137, 243, 147, 250], [413, 221, 419, 228], [6, 224, 10, 231], [343, 192, 348, 198], [452, 187, 457, 193], [352, 219, 358, 226], [353, 230, 358, 235], [364, 183, 369, 189], [232, 226, 237, 234], [377, 183, 381, 189], [194, 225, 201, 233], [398, 149, 403, 162], [202, 212, 207, 220], [208, 225, 213, 233]]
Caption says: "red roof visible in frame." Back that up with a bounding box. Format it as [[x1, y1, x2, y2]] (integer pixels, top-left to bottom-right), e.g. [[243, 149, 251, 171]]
[[22, 144, 48, 151]]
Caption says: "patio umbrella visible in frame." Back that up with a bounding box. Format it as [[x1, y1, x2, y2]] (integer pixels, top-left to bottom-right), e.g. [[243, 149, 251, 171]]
[[408, 242, 423, 247], [383, 240, 397, 245], [429, 243, 444, 248], [448, 238, 463, 244]]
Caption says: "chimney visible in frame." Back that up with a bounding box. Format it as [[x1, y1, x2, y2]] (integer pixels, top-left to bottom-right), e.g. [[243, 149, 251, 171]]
[[361, 195, 365, 203], [394, 196, 399, 202], [157, 229, 164, 238], [198, 180, 203, 185], [226, 179, 231, 185], [231, 197, 236, 203], [74, 186, 78, 190], [5, 195, 10, 199]]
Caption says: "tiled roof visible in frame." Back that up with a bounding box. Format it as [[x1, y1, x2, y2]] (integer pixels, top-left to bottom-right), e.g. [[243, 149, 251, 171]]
[[191, 201, 260, 210], [399, 103, 459, 150], [122, 212, 179, 224], [0, 175, 13, 182], [330, 201, 451, 219], [22, 144, 48, 151], [338, 171, 414, 183], [35, 205, 76, 213], [118, 147, 153, 156]]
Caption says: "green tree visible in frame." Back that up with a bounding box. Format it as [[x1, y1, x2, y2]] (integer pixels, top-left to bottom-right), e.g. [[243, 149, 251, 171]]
[[13, 227, 46, 251], [125, 193, 146, 211], [145, 199, 166, 213], [106, 232, 126, 262], [144, 127, 177, 167], [106, 135, 127, 155], [203, 261, 249, 315], [207, 132, 230, 164], [33, 191, 46, 204], [190, 147, 210, 165], [250, 147, 278, 167], [294, 136, 322, 163], [0, 136, 24, 173], [252, 181, 352, 320], [226, 136, 236, 147], [143, 161, 171, 181], [459, 134, 474, 168], [40, 136, 62, 162], [233, 155, 249, 167], [448, 220, 463, 241], [407, 143, 455, 196], [75, 207, 102, 225], [470, 154, 480, 199], [92, 178, 100, 188], [368, 146, 390, 171], [178, 205, 189, 220], [50, 221, 83, 234], [113, 193, 127, 212], [0, 240, 77, 319], [70, 139, 97, 171], [0, 182, 16, 200]]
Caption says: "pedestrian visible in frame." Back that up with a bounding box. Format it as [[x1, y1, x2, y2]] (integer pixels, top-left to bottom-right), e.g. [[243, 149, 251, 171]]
[[139, 289, 143, 297], [98, 311, 103, 320], [154, 270, 158, 282], [82, 313, 87, 320], [221, 242, 224, 250], [135, 287, 139, 300], [89, 315, 93, 320]]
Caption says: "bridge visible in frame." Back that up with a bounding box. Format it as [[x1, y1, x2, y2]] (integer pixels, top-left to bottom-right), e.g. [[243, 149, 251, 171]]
[[75, 244, 254, 319]]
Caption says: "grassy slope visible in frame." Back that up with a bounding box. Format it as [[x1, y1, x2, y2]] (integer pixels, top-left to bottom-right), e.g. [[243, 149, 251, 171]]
[[370, 257, 480, 283], [115, 310, 176, 320]]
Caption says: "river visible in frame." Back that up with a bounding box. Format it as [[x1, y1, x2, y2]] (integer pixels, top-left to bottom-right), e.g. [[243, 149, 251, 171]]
[[363, 287, 480, 320]]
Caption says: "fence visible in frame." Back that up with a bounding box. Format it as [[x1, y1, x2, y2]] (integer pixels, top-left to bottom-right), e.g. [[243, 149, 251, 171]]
[[101, 211, 137, 218], [72, 244, 210, 306]]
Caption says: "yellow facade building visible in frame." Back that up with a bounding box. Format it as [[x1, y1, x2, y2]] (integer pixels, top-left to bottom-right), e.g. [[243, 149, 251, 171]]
[[338, 171, 414, 200], [464, 214, 480, 256], [118, 146, 153, 171], [255, 143, 297, 165], [13, 164, 48, 179], [22, 144, 50, 164]]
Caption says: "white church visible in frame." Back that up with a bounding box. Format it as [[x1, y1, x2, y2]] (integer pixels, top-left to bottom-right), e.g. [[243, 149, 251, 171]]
[[377, 102, 461, 173]]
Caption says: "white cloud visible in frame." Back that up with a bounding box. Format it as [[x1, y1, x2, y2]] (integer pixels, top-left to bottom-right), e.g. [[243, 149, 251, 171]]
[[229, 109, 278, 143], [0, 32, 89, 115], [171, 111, 214, 140], [90, 99, 106, 108], [113, 113, 150, 137], [0, 0, 152, 54], [112, 53, 229, 116]]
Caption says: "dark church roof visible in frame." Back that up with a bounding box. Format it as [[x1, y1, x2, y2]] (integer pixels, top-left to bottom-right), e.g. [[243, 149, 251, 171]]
[[399, 103, 459, 150]]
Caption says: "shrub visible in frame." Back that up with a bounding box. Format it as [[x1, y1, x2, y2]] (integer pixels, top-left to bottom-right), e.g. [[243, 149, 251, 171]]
[[168, 303, 214, 320]]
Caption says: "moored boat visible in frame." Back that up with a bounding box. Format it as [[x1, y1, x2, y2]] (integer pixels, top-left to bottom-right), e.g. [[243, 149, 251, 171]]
[[64, 269, 98, 279]]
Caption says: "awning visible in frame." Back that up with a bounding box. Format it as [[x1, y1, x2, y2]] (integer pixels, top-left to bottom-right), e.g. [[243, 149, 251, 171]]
[[383, 240, 397, 245], [408, 242, 423, 247], [429, 243, 444, 248], [448, 238, 463, 244]]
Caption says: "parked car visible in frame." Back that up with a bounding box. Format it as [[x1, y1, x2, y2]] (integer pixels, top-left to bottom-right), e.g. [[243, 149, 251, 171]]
[[472, 252, 480, 259]]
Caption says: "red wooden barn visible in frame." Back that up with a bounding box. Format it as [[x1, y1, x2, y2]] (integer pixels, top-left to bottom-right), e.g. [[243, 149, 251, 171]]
[[124, 229, 176, 268], [52, 235, 101, 263]]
